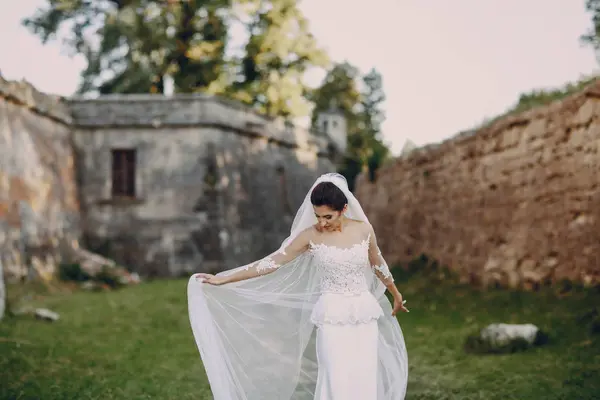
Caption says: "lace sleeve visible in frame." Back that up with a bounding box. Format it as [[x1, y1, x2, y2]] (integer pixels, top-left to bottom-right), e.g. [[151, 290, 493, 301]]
[[244, 244, 304, 275], [222, 228, 312, 283], [367, 226, 394, 284]]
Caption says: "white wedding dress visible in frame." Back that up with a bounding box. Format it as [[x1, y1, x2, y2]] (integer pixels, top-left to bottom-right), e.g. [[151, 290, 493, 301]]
[[309, 234, 384, 399], [188, 173, 408, 400]]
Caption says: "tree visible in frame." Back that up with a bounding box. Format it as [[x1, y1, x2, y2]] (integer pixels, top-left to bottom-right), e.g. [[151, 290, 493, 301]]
[[310, 63, 390, 190], [23, 0, 230, 94], [309, 62, 364, 190], [361, 68, 389, 182], [228, 0, 329, 118], [24, 0, 327, 118], [310, 62, 363, 134], [581, 0, 600, 57]]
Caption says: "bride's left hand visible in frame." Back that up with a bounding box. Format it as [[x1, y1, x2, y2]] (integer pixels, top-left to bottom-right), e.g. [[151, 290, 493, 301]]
[[392, 296, 409, 316], [193, 273, 229, 286]]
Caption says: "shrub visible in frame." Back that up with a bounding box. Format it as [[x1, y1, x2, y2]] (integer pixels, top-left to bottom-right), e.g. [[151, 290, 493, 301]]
[[94, 265, 125, 289], [58, 263, 91, 282]]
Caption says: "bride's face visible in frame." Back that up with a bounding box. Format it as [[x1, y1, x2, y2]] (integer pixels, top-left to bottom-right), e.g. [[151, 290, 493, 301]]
[[313, 205, 345, 232]]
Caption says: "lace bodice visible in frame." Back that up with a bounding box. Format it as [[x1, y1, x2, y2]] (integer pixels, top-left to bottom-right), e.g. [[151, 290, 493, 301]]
[[308, 234, 384, 326], [308, 235, 372, 295]]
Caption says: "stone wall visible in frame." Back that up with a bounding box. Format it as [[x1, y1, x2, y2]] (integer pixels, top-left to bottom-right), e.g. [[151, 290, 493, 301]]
[[0, 77, 81, 283], [69, 95, 335, 277], [356, 81, 600, 288]]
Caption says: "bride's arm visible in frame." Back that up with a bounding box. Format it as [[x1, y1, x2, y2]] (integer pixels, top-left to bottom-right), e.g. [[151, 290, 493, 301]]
[[197, 228, 313, 285], [367, 224, 409, 314]]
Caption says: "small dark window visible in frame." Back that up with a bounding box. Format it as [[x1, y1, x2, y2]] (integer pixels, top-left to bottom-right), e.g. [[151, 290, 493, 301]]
[[111, 149, 136, 197], [322, 120, 328, 133]]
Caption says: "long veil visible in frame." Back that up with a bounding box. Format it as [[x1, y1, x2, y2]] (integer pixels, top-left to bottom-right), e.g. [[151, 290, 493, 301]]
[[187, 173, 408, 399]]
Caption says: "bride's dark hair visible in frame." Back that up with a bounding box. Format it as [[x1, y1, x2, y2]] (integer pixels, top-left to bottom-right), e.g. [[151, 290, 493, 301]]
[[310, 181, 348, 211]]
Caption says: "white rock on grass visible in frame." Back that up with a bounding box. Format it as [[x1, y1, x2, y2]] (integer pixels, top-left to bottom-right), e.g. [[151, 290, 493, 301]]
[[465, 323, 547, 354], [480, 323, 540, 346], [34, 308, 60, 322]]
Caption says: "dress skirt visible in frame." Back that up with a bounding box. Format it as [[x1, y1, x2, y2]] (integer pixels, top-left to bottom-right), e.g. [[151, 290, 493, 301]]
[[314, 320, 379, 400]]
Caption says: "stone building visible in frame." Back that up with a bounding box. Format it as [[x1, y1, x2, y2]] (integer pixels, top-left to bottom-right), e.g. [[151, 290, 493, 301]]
[[0, 77, 346, 280]]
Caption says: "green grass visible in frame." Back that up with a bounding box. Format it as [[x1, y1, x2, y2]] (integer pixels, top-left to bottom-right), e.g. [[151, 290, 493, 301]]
[[1, 272, 599, 400], [395, 271, 600, 400], [1, 280, 211, 400]]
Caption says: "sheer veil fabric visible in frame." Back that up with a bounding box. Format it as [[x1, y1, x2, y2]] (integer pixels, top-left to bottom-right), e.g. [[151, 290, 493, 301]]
[[187, 173, 408, 399]]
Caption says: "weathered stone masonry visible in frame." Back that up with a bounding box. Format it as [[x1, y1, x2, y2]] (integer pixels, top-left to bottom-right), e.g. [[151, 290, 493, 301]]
[[0, 77, 81, 282], [357, 81, 600, 288], [69, 94, 337, 277]]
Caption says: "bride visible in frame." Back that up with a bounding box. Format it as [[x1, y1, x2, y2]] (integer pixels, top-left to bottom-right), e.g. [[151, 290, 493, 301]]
[[188, 173, 409, 399]]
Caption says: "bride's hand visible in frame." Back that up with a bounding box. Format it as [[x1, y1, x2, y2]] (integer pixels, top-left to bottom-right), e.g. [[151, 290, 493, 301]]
[[193, 273, 229, 286], [392, 295, 409, 316]]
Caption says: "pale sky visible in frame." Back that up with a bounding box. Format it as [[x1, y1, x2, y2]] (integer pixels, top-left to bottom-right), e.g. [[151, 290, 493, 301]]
[[0, 0, 598, 155]]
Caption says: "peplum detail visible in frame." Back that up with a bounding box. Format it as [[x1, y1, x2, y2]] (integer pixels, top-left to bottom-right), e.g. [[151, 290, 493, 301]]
[[310, 292, 384, 326]]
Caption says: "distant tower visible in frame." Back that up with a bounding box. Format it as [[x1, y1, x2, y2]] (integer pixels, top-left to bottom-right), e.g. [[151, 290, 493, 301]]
[[316, 101, 347, 156]]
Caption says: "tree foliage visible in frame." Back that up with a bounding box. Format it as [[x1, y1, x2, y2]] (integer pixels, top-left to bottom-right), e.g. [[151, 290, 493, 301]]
[[227, 0, 329, 117], [23, 0, 328, 118], [310, 62, 363, 135], [24, 0, 231, 94], [361, 68, 389, 182], [581, 0, 600, 55], [311, 62, 390, 190]]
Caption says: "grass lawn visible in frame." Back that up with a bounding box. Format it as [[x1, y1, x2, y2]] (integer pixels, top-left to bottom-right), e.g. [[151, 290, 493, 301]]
[[1, 272, 599, 399]]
